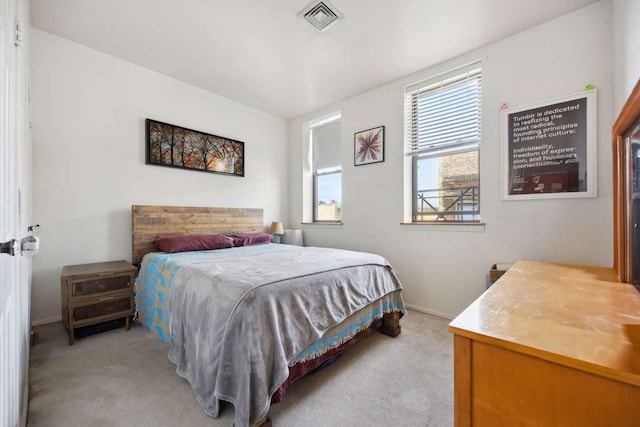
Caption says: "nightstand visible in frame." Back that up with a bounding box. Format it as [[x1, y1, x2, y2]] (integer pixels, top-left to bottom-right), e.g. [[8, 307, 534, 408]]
[[60, 260, 137, 345]]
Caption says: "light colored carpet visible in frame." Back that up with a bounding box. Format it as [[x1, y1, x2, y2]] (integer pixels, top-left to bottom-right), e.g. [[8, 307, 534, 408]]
[[27, 310, 453, 426]]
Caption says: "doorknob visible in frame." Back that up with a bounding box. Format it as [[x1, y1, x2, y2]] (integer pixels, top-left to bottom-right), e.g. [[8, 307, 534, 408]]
[[1, 236, 39, 257], [20, 235, 39, 257]]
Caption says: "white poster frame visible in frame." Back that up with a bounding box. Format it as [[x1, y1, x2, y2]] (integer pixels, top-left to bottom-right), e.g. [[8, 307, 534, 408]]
[[501, 90, 597, 200]]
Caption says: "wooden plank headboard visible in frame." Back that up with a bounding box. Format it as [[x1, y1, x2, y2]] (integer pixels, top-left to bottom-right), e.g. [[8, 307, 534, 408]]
[[131, 205, 264, 266]]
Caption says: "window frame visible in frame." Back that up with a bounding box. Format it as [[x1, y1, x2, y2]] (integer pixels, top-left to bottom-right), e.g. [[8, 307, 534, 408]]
[[310, 117, 342, 223], [405, 64, 482, 223]]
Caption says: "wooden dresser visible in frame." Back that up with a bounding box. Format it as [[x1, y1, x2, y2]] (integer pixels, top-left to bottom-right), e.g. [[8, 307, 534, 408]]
[[449, 260, 640, 426]]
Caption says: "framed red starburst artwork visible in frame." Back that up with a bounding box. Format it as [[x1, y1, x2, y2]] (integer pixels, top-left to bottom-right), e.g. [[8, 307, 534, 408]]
[[354, 125, 384, 166]]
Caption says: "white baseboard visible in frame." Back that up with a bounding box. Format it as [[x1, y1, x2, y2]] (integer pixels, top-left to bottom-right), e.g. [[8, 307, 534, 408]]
[[32, 308, 454, 325], [405, 304, 455, 320], [31, 315, 62, 326], [32, 309, 454, 324]]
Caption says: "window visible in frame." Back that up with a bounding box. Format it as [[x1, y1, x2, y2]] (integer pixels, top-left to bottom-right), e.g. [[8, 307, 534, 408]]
[[311, 119, 342, 221], [404, 66, 481, 222]]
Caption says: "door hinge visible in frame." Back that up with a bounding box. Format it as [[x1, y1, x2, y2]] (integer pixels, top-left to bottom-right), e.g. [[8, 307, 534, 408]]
[[15, 21, 23, 47]]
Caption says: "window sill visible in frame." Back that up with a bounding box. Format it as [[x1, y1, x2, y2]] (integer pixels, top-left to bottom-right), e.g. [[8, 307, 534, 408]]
[[400, 222, 485, 232], [302, 222, 343, 226]]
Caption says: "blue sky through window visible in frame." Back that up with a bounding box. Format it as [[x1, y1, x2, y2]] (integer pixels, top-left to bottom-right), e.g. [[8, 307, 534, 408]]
[[317, 172, 341, 205]]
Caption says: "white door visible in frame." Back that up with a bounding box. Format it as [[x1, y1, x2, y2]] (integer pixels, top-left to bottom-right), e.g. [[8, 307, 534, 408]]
[[1, 0, 31, 425]]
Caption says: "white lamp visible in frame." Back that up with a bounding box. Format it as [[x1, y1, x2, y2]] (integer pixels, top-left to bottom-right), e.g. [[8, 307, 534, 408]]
[[269, 221, 284, 243]]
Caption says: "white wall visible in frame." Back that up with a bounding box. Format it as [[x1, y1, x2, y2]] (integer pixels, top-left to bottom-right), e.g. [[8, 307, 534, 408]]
[[613, 0, 640, 115], [288, 2, 613, 318], [30, 30, 288, 324]]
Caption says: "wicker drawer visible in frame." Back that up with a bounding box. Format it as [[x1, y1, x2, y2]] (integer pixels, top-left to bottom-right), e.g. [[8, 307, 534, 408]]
[[68, 293, 134, 327], [68, 273, 133, 300]]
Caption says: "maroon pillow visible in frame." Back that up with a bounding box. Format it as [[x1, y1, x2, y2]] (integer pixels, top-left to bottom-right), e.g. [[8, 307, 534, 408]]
[[230, 232, 273, 247], [154, 234, 233, 253]]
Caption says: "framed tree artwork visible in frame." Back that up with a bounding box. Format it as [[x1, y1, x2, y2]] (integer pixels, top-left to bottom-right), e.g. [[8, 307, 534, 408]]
[[354, 125, 384, 166], [146, 118, 245, 177]]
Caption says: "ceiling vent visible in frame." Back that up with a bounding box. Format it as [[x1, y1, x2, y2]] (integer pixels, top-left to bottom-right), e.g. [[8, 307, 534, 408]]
[[300, 1, 341, 31]]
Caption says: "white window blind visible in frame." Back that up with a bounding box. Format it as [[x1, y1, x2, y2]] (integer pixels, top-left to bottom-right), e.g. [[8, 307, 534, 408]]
[[405, 67, 482, 158], [312, 120, 341, 171]]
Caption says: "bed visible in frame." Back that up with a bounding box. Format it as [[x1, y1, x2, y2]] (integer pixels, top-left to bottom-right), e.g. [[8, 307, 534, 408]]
[[131, 205, 405, 427]]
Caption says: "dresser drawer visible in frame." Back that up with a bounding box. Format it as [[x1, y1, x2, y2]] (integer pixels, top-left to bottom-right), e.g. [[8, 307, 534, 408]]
[[68, 293, 135, 327], [67, 272, 134, 300]]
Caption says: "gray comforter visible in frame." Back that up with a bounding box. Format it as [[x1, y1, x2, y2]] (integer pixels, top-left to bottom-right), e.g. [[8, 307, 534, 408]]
[[167, 245, 404, 427]]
